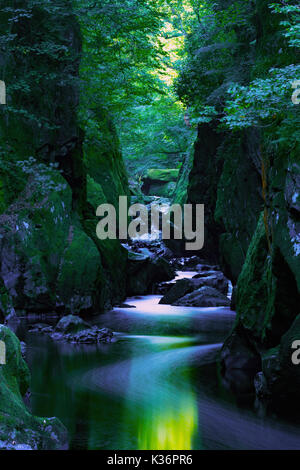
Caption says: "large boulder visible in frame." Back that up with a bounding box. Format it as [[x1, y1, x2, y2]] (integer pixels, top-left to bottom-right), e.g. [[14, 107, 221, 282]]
[[159, 278, 192, 305], [187, 119, 262, 277], [192, 271, 228, 294], [159, 272, 228, 305], [220, 322, 262, 372], [0, 325, 67, 449], [256, 315, 300, 402], [127, 250, 175, 295], [142, 169, 180, 198], [235, 212, 300, 346], [0, 168, 105, 316], [174, 286, 230, 307], [55, 315, 91, 334], [0, 2, 130, 317], [30, 315, 114, 344]]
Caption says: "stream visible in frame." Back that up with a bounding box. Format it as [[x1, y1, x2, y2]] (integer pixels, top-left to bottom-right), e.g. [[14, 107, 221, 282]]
[[16, 270, 300, 450]]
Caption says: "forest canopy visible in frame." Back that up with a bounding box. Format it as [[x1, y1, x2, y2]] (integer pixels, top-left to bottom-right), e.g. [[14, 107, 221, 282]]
[[0, 0, 299, 182]]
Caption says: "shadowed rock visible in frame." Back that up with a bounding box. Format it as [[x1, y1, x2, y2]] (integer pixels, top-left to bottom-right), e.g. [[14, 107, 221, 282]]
[[159, 272, 229, 305], [173, 286, 230, 307]]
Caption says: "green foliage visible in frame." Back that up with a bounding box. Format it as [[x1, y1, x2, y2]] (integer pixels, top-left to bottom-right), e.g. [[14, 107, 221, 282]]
[[270, 2, 300, 48], [175, 1, 254, 109], [222, 65, 300, 133], [0, 0, 80, 134], [175, 0, 300, 149], [119, 95, 195, 177]]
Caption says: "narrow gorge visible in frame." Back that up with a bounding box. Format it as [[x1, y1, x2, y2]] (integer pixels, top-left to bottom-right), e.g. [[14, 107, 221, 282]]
[[0, 0, 299, 452]]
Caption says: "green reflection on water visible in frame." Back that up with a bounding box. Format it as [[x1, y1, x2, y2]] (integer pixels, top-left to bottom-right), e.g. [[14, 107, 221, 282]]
[[137, 388, 198, 450], [120, 336, 200, 450]]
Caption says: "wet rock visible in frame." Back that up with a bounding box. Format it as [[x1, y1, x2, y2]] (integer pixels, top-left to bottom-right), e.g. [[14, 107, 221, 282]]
[[0, 325, 67, 450], [192, 271, 229, 294], [154, 281, 174, 295], [30, 315, 114, 344], [173, 286, 230, 307], [220, 323, 261, 372], [254, 372, 271, 399], [159, 273, 229, 305], [116, 303, 136, 309], [29, 322, 52, 333], [259, 315, 300, 402], [169, 256, 203, 269], [159, 278, 191, 305], [61, 326, 114, 344], [125, 238, 174, 260], [196, 264, 220, 272], [55, 315, 91, 335]]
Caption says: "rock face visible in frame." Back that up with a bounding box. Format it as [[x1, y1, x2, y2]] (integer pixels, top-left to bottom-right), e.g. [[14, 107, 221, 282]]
[[55, 315, 91, 334], [188, 125, 262, 278], [142, 169, 180, 198], [256, 315, 300, 403], [183, 0, 300, 404], [0, 1, 130, 317], [0, 170, 104, 316], [127, 250, 175, 296], [0, 325, 67, 450], [174, 286, 230, 307], [159, 271, 229, 305]]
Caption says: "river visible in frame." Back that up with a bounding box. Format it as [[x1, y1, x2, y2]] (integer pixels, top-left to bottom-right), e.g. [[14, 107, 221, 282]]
[[16, 271, 300, 450]]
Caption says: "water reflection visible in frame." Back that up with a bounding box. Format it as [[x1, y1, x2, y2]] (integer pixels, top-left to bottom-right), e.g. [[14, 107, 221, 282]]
[[137, 388, 198, 450], [18, 294, 300, 450]]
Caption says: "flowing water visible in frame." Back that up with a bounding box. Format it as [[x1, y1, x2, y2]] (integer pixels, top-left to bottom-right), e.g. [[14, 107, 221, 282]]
[[17, 271, 300, 450]]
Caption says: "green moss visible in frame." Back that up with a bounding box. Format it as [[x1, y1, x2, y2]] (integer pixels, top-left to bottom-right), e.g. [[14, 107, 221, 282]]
[[146, 168, 179, 182], [236, 212, 300, 346], [0, 326, 66, 449], [87, 175, 107, 209]]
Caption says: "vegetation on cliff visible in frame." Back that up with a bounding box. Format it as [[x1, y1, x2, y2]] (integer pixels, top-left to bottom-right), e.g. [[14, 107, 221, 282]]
[[0, 0, 299, 446]]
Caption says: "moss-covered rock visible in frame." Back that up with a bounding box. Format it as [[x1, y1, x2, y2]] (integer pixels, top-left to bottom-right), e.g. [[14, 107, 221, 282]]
[[146, 169, 180, 182], [187, 123, 226, 262], [0, 167, 106, 315], [174, 286, 230, 307], [0, 325, 67, 449], [126, 250, 175, 296], [173, 150, 194, 206], [142, 168, 180, 198], [235, 214, 274, 342], [183, 0, 299, 405], [55, 314, 91, 334], [214, 130, 263, 281]]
